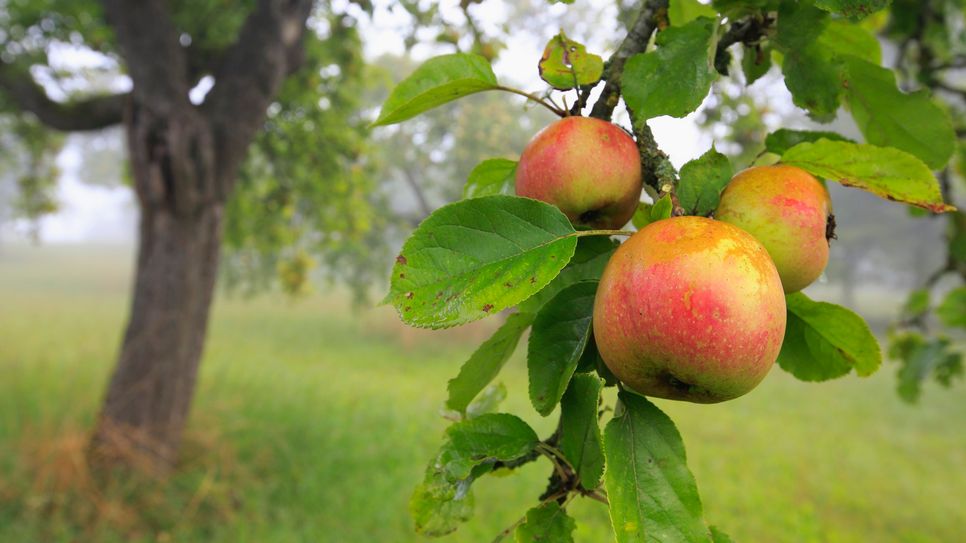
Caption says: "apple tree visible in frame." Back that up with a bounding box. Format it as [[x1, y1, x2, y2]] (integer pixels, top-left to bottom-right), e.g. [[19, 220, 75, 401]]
[[375, 0, 960, 540], [0, 0, 379, 471]]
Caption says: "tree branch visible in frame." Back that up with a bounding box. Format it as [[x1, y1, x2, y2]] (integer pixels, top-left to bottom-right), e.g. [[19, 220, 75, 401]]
[[399, 166, 433, 218], [203, 0, 314, 184], [713, 14, 774, 75], [0, 63, 125, 131], [102, 0, 191, 113], [630, 117, 679, 197], [587, 0, 680, 202], [590, 0, 668, 120]]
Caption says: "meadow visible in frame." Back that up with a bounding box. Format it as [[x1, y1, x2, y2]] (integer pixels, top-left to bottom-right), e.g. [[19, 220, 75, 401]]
[[0, 244, 963, 542]]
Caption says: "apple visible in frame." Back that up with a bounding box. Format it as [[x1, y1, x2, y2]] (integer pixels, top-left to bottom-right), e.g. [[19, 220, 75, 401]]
[[515, 116, 642, 229], [715, 165, 833, 293], [593, 216, 786, 403]]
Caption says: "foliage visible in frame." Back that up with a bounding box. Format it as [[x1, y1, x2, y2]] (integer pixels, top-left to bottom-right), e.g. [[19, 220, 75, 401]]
[[676, 147, 733, 216], [878, 0, 966, 402], [375, 0, 961, 539], [622, 17, 719, 120], [221, 12, 389, 301], [0, 115, 63, 239]]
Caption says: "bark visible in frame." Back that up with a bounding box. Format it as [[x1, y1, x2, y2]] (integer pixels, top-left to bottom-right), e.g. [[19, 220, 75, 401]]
[[91, 195, 223, 470]]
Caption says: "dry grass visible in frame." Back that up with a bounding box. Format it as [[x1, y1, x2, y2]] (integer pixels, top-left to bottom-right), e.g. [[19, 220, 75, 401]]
[[6, 409, 249, 542]]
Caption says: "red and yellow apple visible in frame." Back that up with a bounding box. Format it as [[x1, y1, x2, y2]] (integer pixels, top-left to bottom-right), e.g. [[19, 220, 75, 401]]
[[593, 216, 786, 403], [715, 165, 833, 293], [515, 116, 642, 229]]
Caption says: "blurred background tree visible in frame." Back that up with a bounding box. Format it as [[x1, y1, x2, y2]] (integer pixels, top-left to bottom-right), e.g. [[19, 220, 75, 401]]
[[0, 0, 377, 471]]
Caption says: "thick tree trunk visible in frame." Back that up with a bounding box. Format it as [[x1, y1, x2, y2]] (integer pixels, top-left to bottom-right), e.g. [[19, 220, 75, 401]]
[[90, 99, 225, 471], [91, 203, 222, 470]]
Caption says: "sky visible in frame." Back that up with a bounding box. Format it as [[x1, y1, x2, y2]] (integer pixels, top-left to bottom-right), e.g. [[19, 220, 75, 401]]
[[14, 0, 794, 244]]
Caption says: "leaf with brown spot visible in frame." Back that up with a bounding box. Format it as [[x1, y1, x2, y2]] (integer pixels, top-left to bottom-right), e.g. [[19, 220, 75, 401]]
[[782, 140, 955, 213], [538, 32, 603, 90], [388, 196, 577, 329]]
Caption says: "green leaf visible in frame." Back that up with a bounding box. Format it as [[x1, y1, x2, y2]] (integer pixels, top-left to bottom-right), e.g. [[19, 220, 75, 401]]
[[464, 158, 517, 199], [412, 412, 538, 535], [604, 392, 711, 543], [410, 469, 475, 536], [559, 374, 605, 490], [712, 0, 779, 17], [900, 288, 930, 321], [446, 312, 534, 413], [889, 332, 963, 403], [778, 312, 851, 381], [773, 3, 842, 120], [780, 45, 843, 121], [677, 147, 733, 216], [632, 202, 655, 229], [518, 236, 617, 313], [817, 19, 881, 64], [515, 502, 577, 543], [539, 32, 604, 90], [764, 129, 851, 155], [373, 53, 499, 126], [741, 44, 771, 85], [466, 383, 508, 419], [622, 17, 718, 120], [841, 55, 955, 170], [814, 0, 890, 19], [670, 0, 718, 26], [709, 526, 735, 543], [443, 413, 539, 480], [528, 282, 597, 416], [575, 331, 604, 374], [937, 287, 966, 328], [781, 140, 954, 213], [389, 195, 578, 329], [777, 292, 882, 381], [651, 194, 673, 221]]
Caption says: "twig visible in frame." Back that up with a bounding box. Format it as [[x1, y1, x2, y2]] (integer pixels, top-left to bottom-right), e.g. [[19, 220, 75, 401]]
[[713, 14, 775, 75], [590, 0, 668, 120], [491, 491, 574, 542], [495, 85, 567, 117], [630, 113, 680, 201]]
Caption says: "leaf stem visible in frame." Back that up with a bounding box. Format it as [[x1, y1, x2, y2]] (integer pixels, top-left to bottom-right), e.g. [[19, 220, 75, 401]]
[[494, 85, 567, 117], [572, 229, 636, 238], [583, 489, 610, 505]]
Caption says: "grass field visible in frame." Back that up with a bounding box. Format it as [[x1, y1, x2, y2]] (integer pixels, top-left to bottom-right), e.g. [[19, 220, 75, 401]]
[[0, 244, 963, 542]]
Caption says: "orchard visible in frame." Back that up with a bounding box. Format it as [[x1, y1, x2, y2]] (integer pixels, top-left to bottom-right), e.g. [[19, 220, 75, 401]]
[[376, 0, 960, 541]]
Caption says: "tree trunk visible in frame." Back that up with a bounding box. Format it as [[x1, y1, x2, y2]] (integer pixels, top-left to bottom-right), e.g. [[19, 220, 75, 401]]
[[91, 203, 222, 470], [83, 0, 314, 473], [90, 101, 224, 472]]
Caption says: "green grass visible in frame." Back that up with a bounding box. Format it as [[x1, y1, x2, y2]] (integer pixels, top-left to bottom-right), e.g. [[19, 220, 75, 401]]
[[0, 244, 963, 542]]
